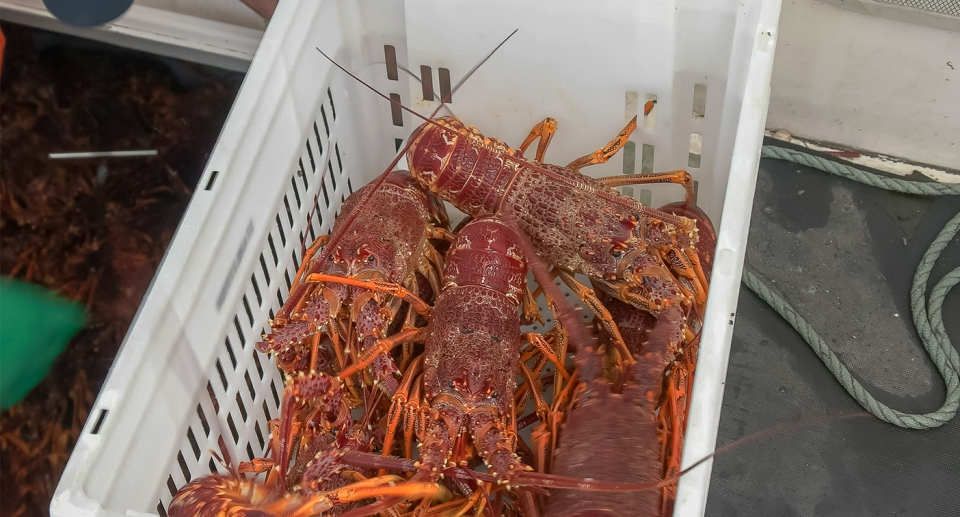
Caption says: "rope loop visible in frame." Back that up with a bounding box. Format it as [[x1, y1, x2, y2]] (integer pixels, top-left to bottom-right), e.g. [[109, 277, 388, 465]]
[[746, 146, 960, 429]]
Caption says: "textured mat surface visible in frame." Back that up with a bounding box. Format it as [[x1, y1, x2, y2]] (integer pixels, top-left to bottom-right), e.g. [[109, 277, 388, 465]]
[[705, 149, 960, 517]]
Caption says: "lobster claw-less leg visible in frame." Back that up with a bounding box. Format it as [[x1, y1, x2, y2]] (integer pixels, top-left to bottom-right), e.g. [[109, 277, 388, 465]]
[[555, 270, 635, 368], [340, 297, 426, 379], [418, 241, 446, 300], [305, 273, 432, 317], [595, 169, 697, 205], [404, 378, 427, 462], [347, 292, 404, 394], [292, 234, 329, 286], [531, 368, 578, 482], [523, 333, 569, 381], [338, 326, 426, 381], [518, 117, 558, 162], [565, 115, 637, 172], [380, 356, 423, 474], [519, 363, 550, 426], [337, 406, 464, 517], [658, 245, 709, 310], [298, 475, 452, 517], [425, 224, 456, 243], [520, 283, 545, 326]]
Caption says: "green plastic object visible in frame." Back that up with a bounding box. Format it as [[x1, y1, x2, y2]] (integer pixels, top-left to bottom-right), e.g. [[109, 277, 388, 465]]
[[0, 277, 87, 411]]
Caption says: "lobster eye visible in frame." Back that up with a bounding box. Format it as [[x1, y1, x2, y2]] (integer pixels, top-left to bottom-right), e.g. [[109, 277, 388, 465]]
[[611, 250, 623, 259], [367, 255, 376, 263], [491, 391, 499, 398]]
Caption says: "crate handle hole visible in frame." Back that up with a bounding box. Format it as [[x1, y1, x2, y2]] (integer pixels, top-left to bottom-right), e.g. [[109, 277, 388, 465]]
[[389, 93, 403, 126], [641, 143, 655, 174], [689, 133, 703, 168], [622, 141, 637, 176], [90, 408, 108, 434], [421, 65, 434, 101], [643, 93, 657, 131], [438, 68, 452, 103], [384, 45, 399, 81], [693, 84, 707, 119], [204, 170, 220, 191]]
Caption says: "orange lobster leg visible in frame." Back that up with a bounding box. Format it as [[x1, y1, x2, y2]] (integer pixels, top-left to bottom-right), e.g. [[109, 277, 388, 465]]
[[403, 379, 430, 464], [282, 476, 451, 517], [380, 357, 423, 475], [518, 117, 558, 162], [555, 270, 635, 367], [565, 115, 637, 171], [659, 246, 708, 307], [338, 327, 426, 379], [595, 169, 697, 205], [304, 273, 432, 316], [292, 234, 329, 286], [519, 363, 550, 424], [524, 333, 570, 380]]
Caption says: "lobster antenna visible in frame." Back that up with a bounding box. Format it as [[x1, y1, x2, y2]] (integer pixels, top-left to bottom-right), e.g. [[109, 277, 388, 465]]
[[316, 47, 449, 133], [342, 407, 864, 494], [317, 28, 517, 131], [316, 45, 692, 232], [307, 33, 519, 279], [431, 28, 519, 117], [361, 62, 458, 118]]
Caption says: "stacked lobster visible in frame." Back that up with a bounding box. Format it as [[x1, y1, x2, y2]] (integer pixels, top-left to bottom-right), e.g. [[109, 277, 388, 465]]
[[170, 110, 717, 517]]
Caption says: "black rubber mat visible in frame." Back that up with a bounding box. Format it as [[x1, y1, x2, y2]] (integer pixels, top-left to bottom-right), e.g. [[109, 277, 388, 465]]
[[705, 142, 960, 517]]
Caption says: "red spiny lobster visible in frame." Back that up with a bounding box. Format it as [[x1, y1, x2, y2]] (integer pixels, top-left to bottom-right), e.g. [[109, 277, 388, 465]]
[[540, 201, 717, 517], [317, 216, 552, 517], [257, 169, 450, 394], [172, 40, 722, 517]]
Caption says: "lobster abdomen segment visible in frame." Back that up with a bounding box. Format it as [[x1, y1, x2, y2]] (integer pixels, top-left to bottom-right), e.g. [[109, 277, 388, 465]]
[[409, 117, 520, 216]]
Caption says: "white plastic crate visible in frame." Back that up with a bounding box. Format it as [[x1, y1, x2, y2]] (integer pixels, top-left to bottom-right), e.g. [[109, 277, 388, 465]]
[[51, 1, 782, 516]]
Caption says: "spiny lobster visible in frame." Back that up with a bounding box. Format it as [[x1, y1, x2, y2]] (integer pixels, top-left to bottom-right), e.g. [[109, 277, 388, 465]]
[[256, 169, 450, 396], [318, 39, 709, 380], [312, 216, 557, 517], [540, 201, 717, 517]]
